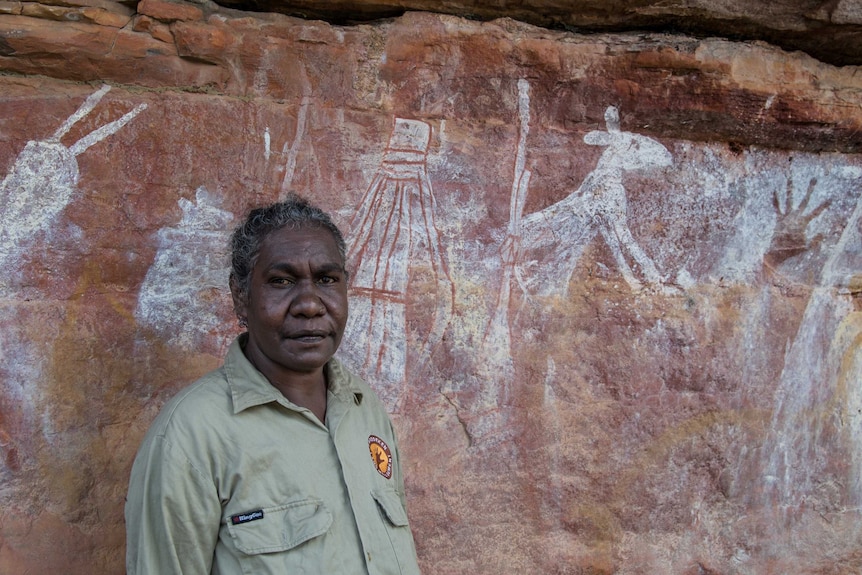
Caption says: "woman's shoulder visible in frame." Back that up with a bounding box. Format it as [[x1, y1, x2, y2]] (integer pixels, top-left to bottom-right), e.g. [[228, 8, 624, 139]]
[[146, 367, 232, 439]]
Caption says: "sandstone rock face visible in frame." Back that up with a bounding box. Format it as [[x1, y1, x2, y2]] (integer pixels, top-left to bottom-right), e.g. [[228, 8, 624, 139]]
[[1, 3, 862, 574], [210, 0, 862, 67]]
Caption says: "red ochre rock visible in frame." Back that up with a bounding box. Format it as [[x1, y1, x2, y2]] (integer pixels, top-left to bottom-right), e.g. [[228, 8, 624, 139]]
[[137, 0, 204, 22]]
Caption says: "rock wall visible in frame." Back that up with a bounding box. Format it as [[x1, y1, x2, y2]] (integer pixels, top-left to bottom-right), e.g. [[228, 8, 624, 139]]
[[1, 2, 862, 573]]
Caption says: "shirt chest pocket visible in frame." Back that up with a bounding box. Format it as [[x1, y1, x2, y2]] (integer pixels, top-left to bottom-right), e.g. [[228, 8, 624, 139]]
[[371, 488, 409, 528], [225, 498, 332, 574]]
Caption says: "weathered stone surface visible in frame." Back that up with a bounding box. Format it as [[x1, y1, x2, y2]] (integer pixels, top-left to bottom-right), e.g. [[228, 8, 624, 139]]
[[3, 11, 861, 150], [20, 2, 131, 26], [0, 1, 21, 14], [131, 13, 174, 42], [0, 15, 234, 86], [207, 0, 862, 66], [138, 0, 203, 21], [0, 4, 861, 575]]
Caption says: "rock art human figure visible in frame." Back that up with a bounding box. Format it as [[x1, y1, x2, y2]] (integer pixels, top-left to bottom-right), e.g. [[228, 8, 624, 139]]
[[262, 92, 312, 194], [0, 86, 145, 475], [827, 272, 862, 503], [0, 85, 146, 276], [135, 187, 235, 354], [339, 118, 454, 412], [513, 106, 673, 295], [443, 80, 533, 451], [481, 78, 533, 399], [765, 170, 862, 513]]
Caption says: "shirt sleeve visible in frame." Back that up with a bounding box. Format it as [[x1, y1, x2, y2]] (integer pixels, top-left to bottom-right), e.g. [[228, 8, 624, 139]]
[[125, 433, 221, 574], [389, 419, 410, 509], [387, 418, 422, 573]]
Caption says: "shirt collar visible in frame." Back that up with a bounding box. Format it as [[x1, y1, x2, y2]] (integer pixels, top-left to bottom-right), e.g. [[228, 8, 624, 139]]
[[225, 334, 363, 414]]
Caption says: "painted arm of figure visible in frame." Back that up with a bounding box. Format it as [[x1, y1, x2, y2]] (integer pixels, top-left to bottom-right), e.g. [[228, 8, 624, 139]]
[[502, 169, 532, 266], [765, 177, 832, 269], [125, 434, 221, 574], [500, 227, 521, 269]]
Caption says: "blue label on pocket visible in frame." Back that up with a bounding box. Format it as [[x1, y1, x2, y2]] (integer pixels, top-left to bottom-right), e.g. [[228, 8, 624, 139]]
[[231, 509, 264, 525]]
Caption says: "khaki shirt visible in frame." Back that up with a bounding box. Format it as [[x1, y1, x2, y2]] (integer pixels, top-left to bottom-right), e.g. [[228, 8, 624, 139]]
[[126, 335, 421, 575]]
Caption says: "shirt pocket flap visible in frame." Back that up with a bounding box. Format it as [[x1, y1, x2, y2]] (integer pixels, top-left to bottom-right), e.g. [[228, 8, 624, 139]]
[[227, 498, 332, 555], [371, 488, 409, 527]]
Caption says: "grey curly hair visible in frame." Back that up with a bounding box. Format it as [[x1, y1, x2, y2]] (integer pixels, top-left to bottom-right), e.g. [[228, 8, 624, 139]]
[[229, 194, 348, 301]]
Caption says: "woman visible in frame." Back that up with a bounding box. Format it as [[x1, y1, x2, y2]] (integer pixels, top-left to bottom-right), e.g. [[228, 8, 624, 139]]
[[125, 195, 421, 575]]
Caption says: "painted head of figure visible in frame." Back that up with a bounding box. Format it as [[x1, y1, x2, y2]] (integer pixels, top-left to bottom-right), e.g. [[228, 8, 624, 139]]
[[229, 195, 349, 381]]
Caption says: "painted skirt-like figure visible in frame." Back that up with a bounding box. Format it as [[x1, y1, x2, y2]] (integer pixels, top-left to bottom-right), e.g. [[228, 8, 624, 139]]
[[340, 118, 454, 412]]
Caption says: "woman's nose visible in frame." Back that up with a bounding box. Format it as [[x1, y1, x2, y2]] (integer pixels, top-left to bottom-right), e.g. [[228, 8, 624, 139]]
[[290, 282, 326, 316]]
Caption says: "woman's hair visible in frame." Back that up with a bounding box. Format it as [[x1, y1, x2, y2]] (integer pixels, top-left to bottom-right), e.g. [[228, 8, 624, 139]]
[[229, 194, 347, 300]]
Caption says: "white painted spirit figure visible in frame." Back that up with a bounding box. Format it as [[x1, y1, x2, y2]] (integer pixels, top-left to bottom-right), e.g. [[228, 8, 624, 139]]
[[481, 78, 533, 402], [340, 118, 454, 412], [0, 85, 146, 276], [135, 187, 235, 354], [765, 167, 862, 512]]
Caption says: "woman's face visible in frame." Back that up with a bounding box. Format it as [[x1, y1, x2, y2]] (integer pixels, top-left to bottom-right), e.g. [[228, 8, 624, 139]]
[[232, 224, 349, 382]]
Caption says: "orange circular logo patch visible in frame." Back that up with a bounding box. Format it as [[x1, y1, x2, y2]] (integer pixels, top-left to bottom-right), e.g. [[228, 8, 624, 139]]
[[368, 435, 392, 479]]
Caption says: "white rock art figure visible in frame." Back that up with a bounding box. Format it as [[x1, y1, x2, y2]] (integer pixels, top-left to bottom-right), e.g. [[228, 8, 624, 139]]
[[0, 85, 146, 276], [279, 95, 311, 194], [765, 169, 862, 512], [0, 86, 145, 470], [514, 106, 673, 295], [827, 275, 862, 504], [481, 78, 533, 401], [339, 118, 454, 412], [135, 187, 235, 354]]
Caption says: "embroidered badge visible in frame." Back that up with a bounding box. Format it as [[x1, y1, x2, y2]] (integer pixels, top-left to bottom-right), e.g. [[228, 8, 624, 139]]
[[368, 435, 393, 479], [230, 509, 264, 525]]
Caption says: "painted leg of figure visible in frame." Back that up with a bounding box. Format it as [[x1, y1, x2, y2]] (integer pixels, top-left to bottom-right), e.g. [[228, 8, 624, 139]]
[[604, 210, 665, 288], [598, 221, 643, 291], [413, 174, 455, 362]]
